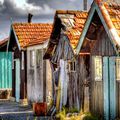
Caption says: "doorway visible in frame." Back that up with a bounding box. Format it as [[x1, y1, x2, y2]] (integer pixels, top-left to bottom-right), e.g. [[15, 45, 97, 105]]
[[103, 57, 116, 120]]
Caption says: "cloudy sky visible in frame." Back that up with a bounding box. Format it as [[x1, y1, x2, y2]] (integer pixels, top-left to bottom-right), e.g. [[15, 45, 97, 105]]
[[0, 0, 93, 40]]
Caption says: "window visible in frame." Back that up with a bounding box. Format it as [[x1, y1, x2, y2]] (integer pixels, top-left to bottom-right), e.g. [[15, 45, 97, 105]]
[[68, 61, 76, 72], [36, 49, 43, 67], [116, 58, 120, 80], [30, 50, 35, 68], [94, 56, 102, 81]]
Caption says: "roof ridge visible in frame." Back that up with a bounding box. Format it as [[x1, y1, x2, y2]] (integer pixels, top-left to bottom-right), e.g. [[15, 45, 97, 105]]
[[56, 10, 87, 14], [12, 23, 52, 25], [95, 0, 120, 5]]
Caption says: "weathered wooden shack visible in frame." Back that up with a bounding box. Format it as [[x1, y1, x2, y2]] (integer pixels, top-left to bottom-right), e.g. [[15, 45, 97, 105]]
[[0, 38, 12, 99], [7, 22, 53, 103], [76, 0, 120, 119], [44, 10, 88, 112]]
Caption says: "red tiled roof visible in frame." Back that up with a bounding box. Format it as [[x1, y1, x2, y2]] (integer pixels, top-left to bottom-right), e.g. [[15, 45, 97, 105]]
[[12, 23, 53, 49], [56, 10, 88, 49], [95, 0, 120, 46]]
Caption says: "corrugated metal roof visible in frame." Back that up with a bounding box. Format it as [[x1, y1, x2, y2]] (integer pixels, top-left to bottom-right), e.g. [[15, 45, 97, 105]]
[[12, 23, 53, 49]]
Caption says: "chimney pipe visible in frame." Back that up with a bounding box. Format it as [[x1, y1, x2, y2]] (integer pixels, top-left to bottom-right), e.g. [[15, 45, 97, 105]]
[[83, 0, 87, 11], [28, 13, 33, 23]]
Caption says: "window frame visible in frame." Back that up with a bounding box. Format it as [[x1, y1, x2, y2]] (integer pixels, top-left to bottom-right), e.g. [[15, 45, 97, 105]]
[[116, 58, 120, 81], [29, 50, 35, 69], [93, 56, 103, 81], [68, 61, 76, 72]]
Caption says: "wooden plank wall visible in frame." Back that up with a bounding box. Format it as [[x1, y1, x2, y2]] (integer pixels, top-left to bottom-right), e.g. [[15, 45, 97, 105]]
[[27, 49, 43, 102], [20, 51, 27, 99], [90, 56, 103, 117], [27, 49, 52, 102], [116, 57, 120, 118], [0, 52, 12, 89], [91, 27, 115, 56], [51, 34, 74, 63], [46, 60, 52, 103], [90, 28, 116, 117], [116, 81, 120, 118]]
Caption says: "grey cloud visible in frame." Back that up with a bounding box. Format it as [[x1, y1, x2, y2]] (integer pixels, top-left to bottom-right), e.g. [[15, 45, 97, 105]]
[[0, 0, 92, 40], [0, 0, 92, 18], [0, 0, 54, 18], [28, 0, 83, 10]]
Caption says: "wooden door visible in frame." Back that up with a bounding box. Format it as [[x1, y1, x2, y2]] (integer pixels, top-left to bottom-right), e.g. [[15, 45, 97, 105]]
[[103, 57, 116, 120], [15, 59, 20, 102]]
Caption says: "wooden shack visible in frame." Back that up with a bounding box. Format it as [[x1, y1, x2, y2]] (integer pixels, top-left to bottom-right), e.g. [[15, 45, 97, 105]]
[[76, 0, 120, 119], [7, 22, 53, 103], [0, 38, 12, 99], [44, 10, 88, 112]]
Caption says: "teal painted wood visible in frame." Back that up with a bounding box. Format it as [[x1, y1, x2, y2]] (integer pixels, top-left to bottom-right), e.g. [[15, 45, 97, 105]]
[[76, 2, 96, 54], [103, 57, 109, 120], [2, 52, 4, 88], [15, 59, 20, 102], [7, 52, 12, 88], [4, 52, 7, 88], [109, 57, 116, 119], [0, 52, 12, 89]]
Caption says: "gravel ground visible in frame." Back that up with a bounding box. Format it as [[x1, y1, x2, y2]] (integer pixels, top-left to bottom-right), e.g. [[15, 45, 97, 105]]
[[0, 100, 56, 120], [0, 115, 56, 120]]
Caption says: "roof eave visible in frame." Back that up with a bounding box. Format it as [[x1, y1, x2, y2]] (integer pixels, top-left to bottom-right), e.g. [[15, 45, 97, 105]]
[[76, 2, 96, 54], [76, 1, 120, 55], [11, 25, 21, 51]]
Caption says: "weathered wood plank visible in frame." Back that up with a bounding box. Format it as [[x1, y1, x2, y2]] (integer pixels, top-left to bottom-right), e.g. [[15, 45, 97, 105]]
[[103, 57, 109, 120], [109, 57, 116, 120]]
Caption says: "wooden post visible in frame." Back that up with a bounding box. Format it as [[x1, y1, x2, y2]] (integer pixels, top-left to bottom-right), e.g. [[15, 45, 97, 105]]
[[15, 59, 20, 102], [103, 57, 109, 120], [43, 59, 46, 102], [109, 57, 116, 119]]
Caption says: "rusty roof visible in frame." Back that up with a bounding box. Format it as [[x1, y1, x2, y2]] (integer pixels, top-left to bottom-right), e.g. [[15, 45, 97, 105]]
[[56, 10, 88, 49], [0, 38, 8, 46], [12, 23, 53, 49], [95, 0, 120, 46], [44, 10, 88, 59]]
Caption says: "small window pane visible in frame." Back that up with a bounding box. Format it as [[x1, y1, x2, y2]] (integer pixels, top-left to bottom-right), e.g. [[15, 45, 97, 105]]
[[30, 50, 35, 68], [68, 61, 76, 72], [94, 56, 102, 81], [116, 58, 120, 80]]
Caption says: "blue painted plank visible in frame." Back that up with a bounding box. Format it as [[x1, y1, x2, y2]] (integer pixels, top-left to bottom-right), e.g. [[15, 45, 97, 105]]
[[2, 52, 4, 88], [7, 52, 12, 89], [0, 52, 12, 89], [76, 2, 96, 54], [15, 59, 20, 102], [109, 57, 116, 119], [4, 52, 7, 88], [103, 57, 109, 120], [7, 52, 12, 88]]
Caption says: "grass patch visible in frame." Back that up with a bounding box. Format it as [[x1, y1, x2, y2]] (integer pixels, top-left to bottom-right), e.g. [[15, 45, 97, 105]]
[[56, 107, 98, 120]]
